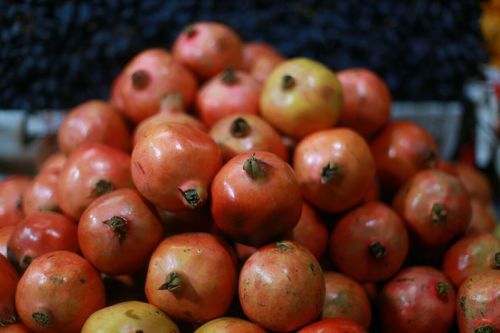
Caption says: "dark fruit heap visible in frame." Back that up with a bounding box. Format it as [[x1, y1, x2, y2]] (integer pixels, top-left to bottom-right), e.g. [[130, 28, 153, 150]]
[[0, 0, 486, 110]]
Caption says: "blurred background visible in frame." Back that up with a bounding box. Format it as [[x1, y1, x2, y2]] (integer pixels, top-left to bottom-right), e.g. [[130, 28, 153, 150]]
[[0, 0, 499, 196]]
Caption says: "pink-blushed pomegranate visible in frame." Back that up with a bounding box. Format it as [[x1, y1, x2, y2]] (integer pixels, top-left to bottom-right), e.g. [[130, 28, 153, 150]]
[[172, 22, 243, 80], [0, 176, 31, 228], [119, 48, 198, 123], [38, 153, 67, 175], [393, 169, 472, 249], [454, 162, 493, 204], [370, 121, 439, 195], [211, 151, 302, 247], [209, 114, 288, 163], [329, 201, 409, 282], [57, 100, 131, 155], [132, 122, 222, 212], [293, 128, 375, 213], [337, 68, 391, 138], [145, 233, 237, 324], [239, 241, 325, 332], [457, 270, 500, 333], [196, 69, 261, 127], [379, 266, 456, 333], [322, 272, 372, 328], [242, 42, 285, 83], [22, 171, 60, 216], [442, 233, 500, 288], [260, 58, 343, 139], [297, 318, 368, 333]]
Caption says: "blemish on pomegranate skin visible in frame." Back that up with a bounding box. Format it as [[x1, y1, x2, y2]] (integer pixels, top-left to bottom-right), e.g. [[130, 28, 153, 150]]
[[135, 162, 146, 175]]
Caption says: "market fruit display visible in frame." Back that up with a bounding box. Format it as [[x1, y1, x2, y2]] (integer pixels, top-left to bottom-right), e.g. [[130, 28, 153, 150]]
[[0, 20, 498, 333]]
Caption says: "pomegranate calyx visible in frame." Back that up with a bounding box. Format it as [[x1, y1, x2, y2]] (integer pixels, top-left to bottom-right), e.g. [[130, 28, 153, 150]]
[[431, 203, 447, 225], [230, 117, 251, 138], [179, 188, 202, 209], [474, 326, 495, 333], [494, 252, 500, 269], [131, 69, 151, 90], [0, 314, 16, 327], [276, 241, 293, 252], [321, 161, 342, 184], [221, 68, 238, 85], [92, 179, 114, 197], [32, 311, 52, 328], [243, 154, 268, 180], [103, 216, 128, 245], [183, 24, 197, 37], [435, 281, 450, 298], [282, 74, 296, 90], [159, 271, 182, 292], [368, 241, 387, 259], [422, 148, 437, 167]]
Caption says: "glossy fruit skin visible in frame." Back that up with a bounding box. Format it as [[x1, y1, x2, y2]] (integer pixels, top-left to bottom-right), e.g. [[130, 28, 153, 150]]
[[196, 70, 262, 127], [242, 42, 285, 83], [22, 171, 60, 216], [120, 48, 198, 123], [454, 162, 493, 204], [337, 68, 391, 138], [286, 202, 328, 259], [194, 317, 267, 333], [0, 226, 14, 257], [457, 270, 500, 333], [329, 201, 409, 282], [379, 266, 456, 333], [442, 233, 500, 288], [297, 318, 368, 333], [132, 123, 222, 211], [57, 100, 131, 155], [145, 233, 237, 324], [260, 58, 343, 139], [393, 169, 472, 248], [465, 199, 496, 235], [78, 189, 163, 275], [370, 121, 439, 194], [209, 114, 288, 163], [7, 212, 78, 272], [293, 128, 375, 213], [172, 22, 243, 80], [239, 241, 325, 332], [0, 323, 33, 333], [57, 143, 133, 220], [322, 272, 372, 328], [81, 301, 179, 333], [38, 153, 67, 175], [15, 251, 105, 333], [109, 72, 125, 112], [134, 113, 207, 146], [0, 176, 31, 228], [0, 255, 19, 327], [211, 151, 302, 247]]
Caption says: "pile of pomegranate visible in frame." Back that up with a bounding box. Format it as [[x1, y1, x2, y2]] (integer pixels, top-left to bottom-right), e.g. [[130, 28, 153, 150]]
[[0, 22, 498, 333]]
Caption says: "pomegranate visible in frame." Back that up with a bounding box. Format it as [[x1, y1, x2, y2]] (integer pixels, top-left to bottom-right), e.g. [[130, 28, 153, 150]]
[[22, 171, 60, 215], [454, 162, 493, 204], [442, 233, 500, 288], [194, 317, 266, 333], [465, 199, 496, 235], [145, 233, 237, 323], [119, 48, 198, 123], [457, 270, 500, 333], [293, 128, 375, 213], [209, 114, 288, 163], [38, 153, 67, 175], [211, 151, 302, 246], [286, 202, 329, 259], [0, 176, 31, 228], [239, 241, 325, 332], [379, 266, 456, 333], [297, 318, 368, 333], [0, 255, 18, 327], [15, 251, 105, 333], [322, 272, 372, 328], [260, 58, 343, 138], [337, 68, 391, 138], [370, 121, 439, 194], [57, 100, 131, 155], [57, 143, 134, 220], [7, 212, 78, 271], [242, 42, 283, 71], [172, 22, 243, 80], [196, 68, 261, 127], [329, 201, 409, 282], [393, 169, 472, 248], [132, 122, 222, 211], [78, 188, 163, 275]]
